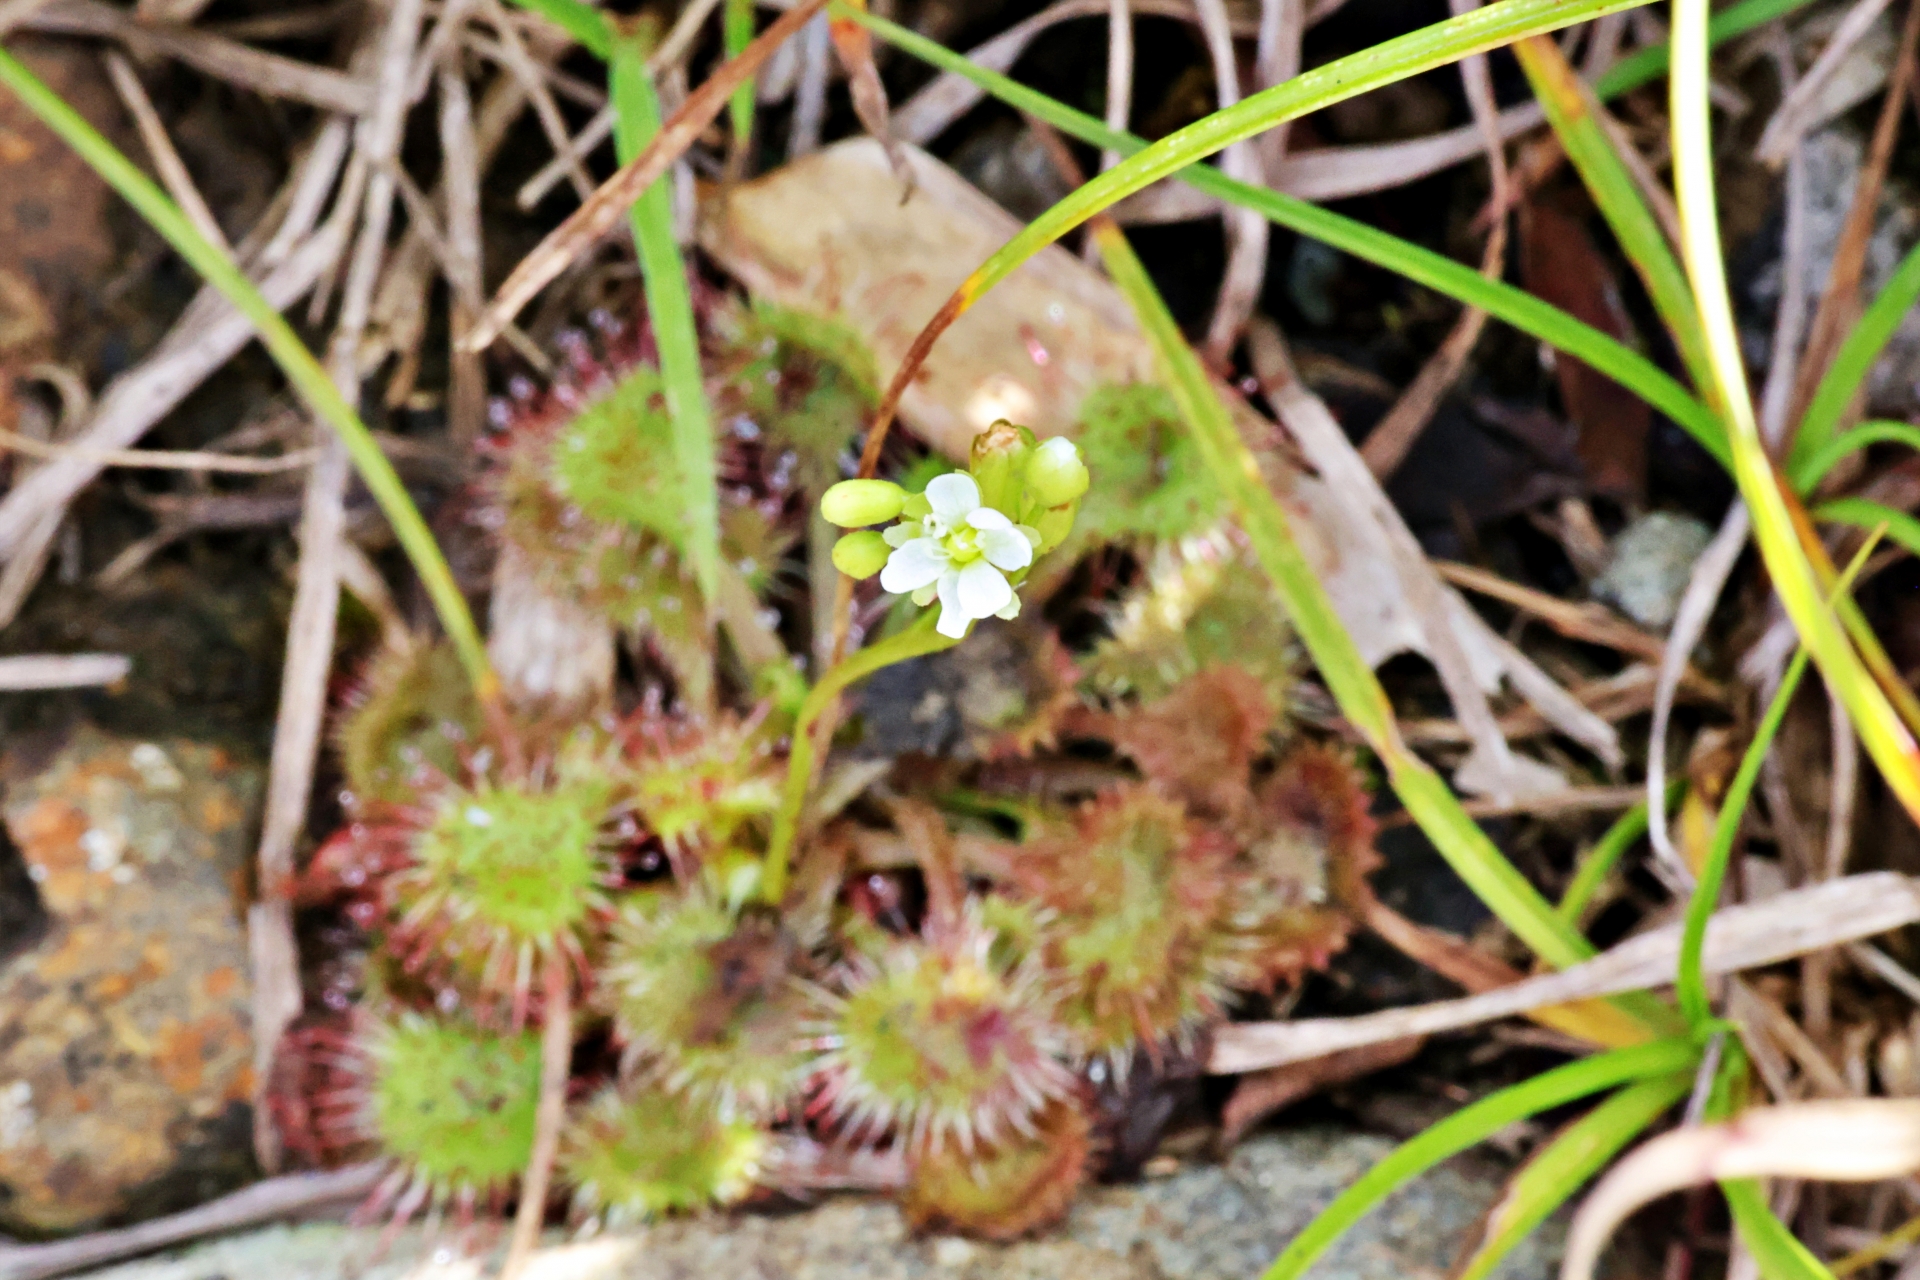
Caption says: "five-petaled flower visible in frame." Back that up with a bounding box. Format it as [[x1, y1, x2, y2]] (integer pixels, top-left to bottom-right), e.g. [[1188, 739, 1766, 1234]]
[[820, 423, 1086, 641], [878, 473, 1038, 638]]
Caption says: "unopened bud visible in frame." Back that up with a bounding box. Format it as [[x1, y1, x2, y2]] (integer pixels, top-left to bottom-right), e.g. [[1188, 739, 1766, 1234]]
[[1029, 503, 1078, 556], [820, 479, 906, 528], [832, 530, 892, 579], [1025, 436, 1089, 507], [968, 419, 1035, 513]]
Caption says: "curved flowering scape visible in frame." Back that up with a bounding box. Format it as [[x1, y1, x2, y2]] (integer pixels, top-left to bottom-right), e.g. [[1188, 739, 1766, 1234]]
[[821, 423, 1089, 639]]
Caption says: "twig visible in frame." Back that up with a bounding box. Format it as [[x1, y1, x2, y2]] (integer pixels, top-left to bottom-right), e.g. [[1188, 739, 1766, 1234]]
[[0, 426, 315, 473], [21, 0, 371, 114], [1097, 0, 1131, 172], [463, 0, 828, 351], [499, 961, 571, 1280], [1755, 0, 1900, 165], [103, 51, 232, 257], [788, 11, 831, 157], [1191, 0, 1267, 364], [440, 60, 487, 447], [1253, 0, 1303, 175], [0, 1163, 384, 1280], [1784, 0, 1920, 434], [252, 0, 423, 1171], [1210, 871, 1920, 1074], [0, 653, 129, 690], [476, 0, 595, 201], [1357, 0, 1509, 481]]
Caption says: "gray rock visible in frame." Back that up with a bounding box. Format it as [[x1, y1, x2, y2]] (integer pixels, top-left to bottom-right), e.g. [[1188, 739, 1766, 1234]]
[[0, 726, 264, 1235], [72, 1129, 1563, 1279], [1591, 511, 1715, 633]]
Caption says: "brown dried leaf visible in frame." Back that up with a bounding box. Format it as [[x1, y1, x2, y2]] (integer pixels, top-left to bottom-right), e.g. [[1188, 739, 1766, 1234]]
[[1518, 197, 1650, 503]]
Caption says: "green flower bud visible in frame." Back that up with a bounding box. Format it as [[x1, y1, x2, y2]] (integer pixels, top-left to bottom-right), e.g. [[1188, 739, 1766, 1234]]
[[1025, 436, 1089, 508], [968, 419, 1035, 513], [832, 530, 892, 579], [821, 479, 907, 528], [1030, 504, 1078, 556]]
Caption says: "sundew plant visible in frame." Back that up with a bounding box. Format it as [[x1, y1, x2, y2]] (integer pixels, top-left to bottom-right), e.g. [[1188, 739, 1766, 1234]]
[[5, 0, 1920, 1274]]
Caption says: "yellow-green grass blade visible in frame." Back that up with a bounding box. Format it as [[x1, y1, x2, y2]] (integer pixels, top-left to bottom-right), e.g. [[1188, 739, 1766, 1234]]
[[1789, 239, 1920, 480], [611, 33, 722, 601], [1262, 1038, 1700, 1280], [1594, 0, 1823, 100], [940, 0, 1661, 314], [841, 5, 1728, 468], [1557, 779, 1683, 929], [1670, 0, 1920, 829], [1454, 1072, 1694, 1280], [1793, 420, 1920, 494]]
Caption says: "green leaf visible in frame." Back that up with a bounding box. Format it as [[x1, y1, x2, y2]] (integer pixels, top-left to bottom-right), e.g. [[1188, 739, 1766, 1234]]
[[725, 0, 757, 152], [1725, 1180, 1838, 1280], [1789, 239, 1920, 479], [0, 45, 493, 698], [503, 0, 613, 58], [841, 5, 1729, 469], [1792, 420, 1920, 493], [1261, 1038, 1701, 1280], [1816, 497, 1920, 564], [1454, 1072, 1694, 1280], [610, 34, 722, 603], [1556, 780, 1683, 929]]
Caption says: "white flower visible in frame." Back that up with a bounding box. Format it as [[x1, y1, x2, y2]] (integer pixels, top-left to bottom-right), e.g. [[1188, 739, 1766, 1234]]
[[877, 473, 1038, 638]]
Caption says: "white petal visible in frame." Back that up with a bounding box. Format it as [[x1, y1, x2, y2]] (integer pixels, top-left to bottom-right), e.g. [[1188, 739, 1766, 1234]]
[[882, 521, 921, 549], [879, 539, 948, 593], [924, 473, 981, 524], [912, 584, 937, 607], [995, 595, 1022, 620], [977, 525, 1033, 572], [935, 569, 970, 638], [955, 559, 1013, 620], [1017, 524, 1043, 549], [967, 507, 1013, 532]]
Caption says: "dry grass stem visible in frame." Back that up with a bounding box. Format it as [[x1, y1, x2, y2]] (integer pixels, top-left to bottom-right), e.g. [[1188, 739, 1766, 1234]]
[[0, 1163, 385, 1280], [0, 653, 129, 689], [1191, 0, 1267, 364], [22, 0, 372, 113], [1097, 0, 1132, 173], [1209, 872, 1920, 1074], [0, 426, 316, 473], [103, 51, 232, 256], [1755, 0, 1900, 166], [500, 963, 572, 1280]]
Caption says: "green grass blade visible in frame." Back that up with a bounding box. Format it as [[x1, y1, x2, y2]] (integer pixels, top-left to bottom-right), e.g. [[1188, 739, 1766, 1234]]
[[1455, 1072, 1694, 1280], [1671, 0, 1920, 833], [1091, 220, 1602, 973], [941, 0, 1659, 314], [1262, 1038, 1700, 1280], [0, 44, 495, 699], [1789, 239, 1920, 478], [610, 34, 722, 603], [1726, 1180, 1838, 1280], [1817, 497, 1920, 563], [1513, 35, 1718, 414], [1793, 421, 1920, 493], [1557, 780, 1683, 928], [725, 0, 757, 151], [1677, 651, 1806, 1026], [1593, 0, 1823, 100], [843, 6, 1728, 467], [1677, 534, 1880, 1027], [504, 0, 613, 58]]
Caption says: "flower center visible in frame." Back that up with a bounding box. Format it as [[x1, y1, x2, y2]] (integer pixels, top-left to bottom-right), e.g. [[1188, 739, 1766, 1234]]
[[943, 526, 983, 564]]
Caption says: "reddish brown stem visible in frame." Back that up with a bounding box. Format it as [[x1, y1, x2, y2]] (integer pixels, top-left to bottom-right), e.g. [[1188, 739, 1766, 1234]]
[[499, 957, 571, 1280]]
